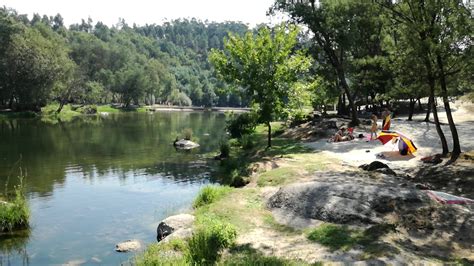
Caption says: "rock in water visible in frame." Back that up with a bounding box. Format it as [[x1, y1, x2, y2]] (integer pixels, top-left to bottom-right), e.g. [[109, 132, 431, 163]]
[[115, 240, 141, 252], [173, 139, 200, 150], [157, 214, 195, 242]]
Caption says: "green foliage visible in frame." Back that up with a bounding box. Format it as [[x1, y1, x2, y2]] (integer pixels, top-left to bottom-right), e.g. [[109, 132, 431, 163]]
[[225, 112, 257, 139], [0, 9, 250, 110], [0, 178, 30, 232], [182, 128, 193, 140], [193, 185, 233, 208], [135, 239, 188, 266], [210, 23, 313, 147], [187, 219, 237, 264], [240, 134, 255, 150], [219, 140, 230, 158]]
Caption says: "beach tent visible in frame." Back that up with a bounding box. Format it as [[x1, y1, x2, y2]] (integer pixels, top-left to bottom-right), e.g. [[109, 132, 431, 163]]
[[376, 130, 417, 155]]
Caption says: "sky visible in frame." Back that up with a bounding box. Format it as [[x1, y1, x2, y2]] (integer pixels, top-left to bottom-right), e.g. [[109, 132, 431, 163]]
[[2, 0, 279, 27]]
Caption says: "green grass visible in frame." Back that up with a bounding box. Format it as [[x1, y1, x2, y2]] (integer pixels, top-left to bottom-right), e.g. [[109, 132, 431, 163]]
[[0, 180, 30, 232], [257, 167, 301, 186], [193, 185, 233, 208], [187, 219, 237, 264], [307, 223, 397, 257], [40, 103, 81, 123], [97, 104, 147, 113], [135, 239, 188, 265]]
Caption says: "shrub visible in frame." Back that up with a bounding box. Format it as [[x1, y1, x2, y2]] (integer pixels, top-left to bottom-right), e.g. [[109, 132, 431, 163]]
[[219, 140, 230, 158], [240, 134, 255, 150], [182, 128, 193, 140], [226, 112, 257, 139], [77, 105, 98, 115], [193, 185, 232, 208], [187, 220, 237, 264], [0, 180, 30, 232]]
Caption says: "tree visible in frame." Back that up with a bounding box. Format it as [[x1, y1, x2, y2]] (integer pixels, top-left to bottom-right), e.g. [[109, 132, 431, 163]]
[[378, 0, 472, 162], [209, 24, 312, 147], [273, 1, 359, 125]]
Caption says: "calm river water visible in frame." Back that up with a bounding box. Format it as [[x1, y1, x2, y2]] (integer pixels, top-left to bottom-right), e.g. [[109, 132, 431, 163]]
[[0, 111, 226, 265]]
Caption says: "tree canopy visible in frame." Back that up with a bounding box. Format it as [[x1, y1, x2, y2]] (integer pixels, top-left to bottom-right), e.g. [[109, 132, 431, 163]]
[[210, 24, 312, 147]]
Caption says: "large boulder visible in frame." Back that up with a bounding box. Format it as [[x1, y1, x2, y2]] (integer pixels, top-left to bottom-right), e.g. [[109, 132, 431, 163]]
[[157, 214, 195, 242], [173, 139, 200, 150], [268, 181, 426, 224]]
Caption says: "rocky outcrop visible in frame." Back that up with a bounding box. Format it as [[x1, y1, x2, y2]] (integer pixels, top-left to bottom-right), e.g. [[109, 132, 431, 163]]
[[173, 139, 200, 150], [157, 213, 195, 242], [115, 240, 142, 252], [268, 181, 427, 224]]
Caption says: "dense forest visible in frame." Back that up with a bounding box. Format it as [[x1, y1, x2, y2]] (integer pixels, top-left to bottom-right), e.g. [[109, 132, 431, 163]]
[[0, 7, 250, 111]]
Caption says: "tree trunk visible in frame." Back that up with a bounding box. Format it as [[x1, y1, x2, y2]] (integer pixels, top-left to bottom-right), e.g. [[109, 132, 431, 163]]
[[56, 101, 65, 113], [267, 121, 272, 148], [436, 55, 461, 162], [408, 98, 415, 121], [337, 71, 359, 125], [424, 96, 432, 122], [337, 94, 344, 115], [417, 98, 423, 111], [425, 62, 449, 155]]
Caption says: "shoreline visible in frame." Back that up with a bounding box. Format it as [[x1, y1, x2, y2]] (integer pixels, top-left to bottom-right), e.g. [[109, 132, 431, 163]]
[[140, 107, 474, 264]]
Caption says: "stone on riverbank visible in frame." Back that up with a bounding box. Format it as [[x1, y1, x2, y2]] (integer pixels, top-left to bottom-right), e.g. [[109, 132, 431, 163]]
[[157, 213, 195, 242], [115, 240, 141, 252]]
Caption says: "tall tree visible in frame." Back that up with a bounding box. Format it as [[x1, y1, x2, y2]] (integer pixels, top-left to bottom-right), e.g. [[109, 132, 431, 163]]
[[378, 0, 472, 161], [210, 24, 312, 147]]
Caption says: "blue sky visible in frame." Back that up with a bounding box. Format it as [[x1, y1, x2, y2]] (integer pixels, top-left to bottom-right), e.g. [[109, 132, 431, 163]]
[[3, 0, 278, 27]]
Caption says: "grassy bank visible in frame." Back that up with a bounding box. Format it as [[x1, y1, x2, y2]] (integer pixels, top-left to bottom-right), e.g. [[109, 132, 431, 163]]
[[0, 181, 30, 232], [1, 104, 147, 122], [136, 122, 333, 264]]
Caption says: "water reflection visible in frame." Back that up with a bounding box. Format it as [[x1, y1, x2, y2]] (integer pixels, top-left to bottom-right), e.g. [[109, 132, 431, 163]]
[[0, 112, 226, 264], [0, 112, 225, 193], [0, 230, 30, 265]]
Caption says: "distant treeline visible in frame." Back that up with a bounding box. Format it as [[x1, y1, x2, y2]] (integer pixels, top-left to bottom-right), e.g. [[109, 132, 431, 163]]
[[0, 7, 251, 111]]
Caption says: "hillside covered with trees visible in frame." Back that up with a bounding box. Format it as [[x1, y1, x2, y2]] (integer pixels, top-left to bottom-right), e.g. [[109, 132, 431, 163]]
[[0, 7, 250, 111]]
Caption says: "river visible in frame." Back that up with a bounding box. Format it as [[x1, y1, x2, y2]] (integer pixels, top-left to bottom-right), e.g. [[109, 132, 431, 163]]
[[0, 111, 226, 265]]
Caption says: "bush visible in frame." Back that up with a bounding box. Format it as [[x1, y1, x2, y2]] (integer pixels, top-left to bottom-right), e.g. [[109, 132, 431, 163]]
[[187, 220, 237, 264], [182, 128, 193, 140], [226, 112, 257, 139], [240, 134, 255, 150], [193, 185, 232, 208], [219, 140, 230, 158], [0, 180, 30, 232], [77, 105, 98, 115]]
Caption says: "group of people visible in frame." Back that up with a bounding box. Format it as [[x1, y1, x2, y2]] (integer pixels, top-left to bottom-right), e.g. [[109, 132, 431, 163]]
[[329, 108, 391, 143]]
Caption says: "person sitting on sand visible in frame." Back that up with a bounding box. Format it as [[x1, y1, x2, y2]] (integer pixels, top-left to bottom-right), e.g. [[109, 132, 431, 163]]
[[370, 114, 378, 140], [330, 127, 354, 142]]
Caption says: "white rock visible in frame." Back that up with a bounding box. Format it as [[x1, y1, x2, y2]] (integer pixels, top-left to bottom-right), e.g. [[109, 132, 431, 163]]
[[115, 240, 141, 252]]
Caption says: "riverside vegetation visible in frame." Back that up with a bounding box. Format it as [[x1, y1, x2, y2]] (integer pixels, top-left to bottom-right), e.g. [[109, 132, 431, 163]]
[[0, 177, 30, 233]]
